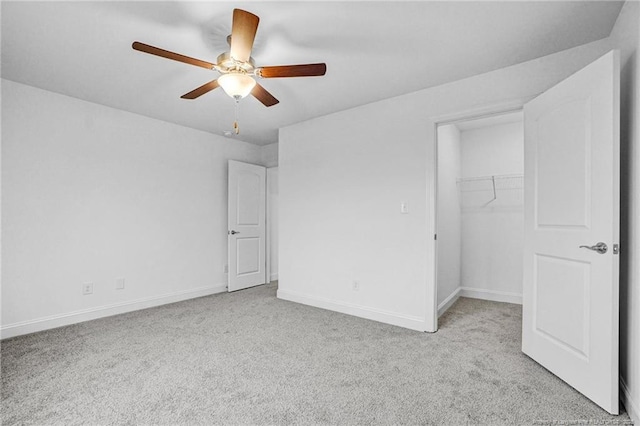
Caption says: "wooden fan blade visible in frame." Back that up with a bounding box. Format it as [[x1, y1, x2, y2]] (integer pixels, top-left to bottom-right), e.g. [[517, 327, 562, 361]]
[[257, 63, 327, 78], [251, 83, 279, 107], [229, 9, 259, 63], [181, 80, 220, 99], [132, 41, 214, 70]]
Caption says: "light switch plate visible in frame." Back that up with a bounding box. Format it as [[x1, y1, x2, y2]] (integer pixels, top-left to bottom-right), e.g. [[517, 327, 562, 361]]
[[400, 201, 409, 214], [115, 277, 125, 290]]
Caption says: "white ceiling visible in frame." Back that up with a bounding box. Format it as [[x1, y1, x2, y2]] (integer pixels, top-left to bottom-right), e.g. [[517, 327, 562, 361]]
[[1, 1, 623, 146]]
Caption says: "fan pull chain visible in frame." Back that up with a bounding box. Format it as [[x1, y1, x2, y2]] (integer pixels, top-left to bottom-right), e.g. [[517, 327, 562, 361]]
[[233, 97, 240, 135]]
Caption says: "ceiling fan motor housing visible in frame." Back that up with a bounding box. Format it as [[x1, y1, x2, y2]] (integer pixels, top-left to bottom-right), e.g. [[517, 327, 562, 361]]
[[216, 51, 256, 75]]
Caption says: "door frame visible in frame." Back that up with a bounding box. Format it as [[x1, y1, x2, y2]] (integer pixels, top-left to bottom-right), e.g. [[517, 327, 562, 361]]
[[426, 96, 536, 332], [265, 167, 278, 285]]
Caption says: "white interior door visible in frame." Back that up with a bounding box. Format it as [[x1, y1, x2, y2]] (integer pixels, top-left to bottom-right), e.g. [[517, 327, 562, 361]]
[[522, 50, 620, 414], [228, 160, 266, 292]]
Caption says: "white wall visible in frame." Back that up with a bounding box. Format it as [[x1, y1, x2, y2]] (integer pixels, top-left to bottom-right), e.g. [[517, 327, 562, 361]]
[[436, 125, 461, 312], [279, 37, 613, 332], [460, 122, 524, 178], [261, 143, 278, 168], [267, 167, 279, 282], [1, 80, 263, 338], [459, 121, 524, 303], [609, 1, 640, 423]]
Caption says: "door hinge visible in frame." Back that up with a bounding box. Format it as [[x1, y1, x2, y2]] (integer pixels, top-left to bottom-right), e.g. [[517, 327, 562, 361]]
[[613, 243, 619, 255]]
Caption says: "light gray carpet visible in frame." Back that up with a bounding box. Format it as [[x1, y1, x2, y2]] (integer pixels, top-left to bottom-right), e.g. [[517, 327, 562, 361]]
[[1, 283, 633, 425]]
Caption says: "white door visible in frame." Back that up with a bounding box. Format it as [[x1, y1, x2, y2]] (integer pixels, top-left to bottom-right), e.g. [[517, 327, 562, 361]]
[[228, 160, 267, 292], [522, 51, 620, 414]]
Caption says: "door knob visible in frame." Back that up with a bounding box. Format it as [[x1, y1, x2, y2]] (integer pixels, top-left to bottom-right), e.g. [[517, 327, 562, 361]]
[[229, 230, 240, 235], [579, 242, 607, 254]]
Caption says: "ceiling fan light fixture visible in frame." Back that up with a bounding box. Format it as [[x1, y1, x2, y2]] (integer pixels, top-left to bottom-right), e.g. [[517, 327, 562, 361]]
[[218, 73, 256, 99]]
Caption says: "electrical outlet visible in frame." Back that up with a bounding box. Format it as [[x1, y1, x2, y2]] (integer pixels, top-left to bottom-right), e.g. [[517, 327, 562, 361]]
[[223, 264, 229, 273], [82, 282, 93, 295], [352, 281, 360, 291], [115, 277, 125, 290]]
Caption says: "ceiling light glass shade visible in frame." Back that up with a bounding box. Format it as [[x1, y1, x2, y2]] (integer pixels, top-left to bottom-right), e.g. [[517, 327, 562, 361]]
[[218, 73, 256, 99]]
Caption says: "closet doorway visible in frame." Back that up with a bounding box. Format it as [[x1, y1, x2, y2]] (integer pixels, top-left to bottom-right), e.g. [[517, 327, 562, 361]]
[[436, 110, 524, 320]]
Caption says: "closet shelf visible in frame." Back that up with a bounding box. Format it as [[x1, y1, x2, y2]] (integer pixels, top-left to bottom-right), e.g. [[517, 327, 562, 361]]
[[456, 173, 523, 183], [456, 174, 524, 189], [456, 174, 524, 206]]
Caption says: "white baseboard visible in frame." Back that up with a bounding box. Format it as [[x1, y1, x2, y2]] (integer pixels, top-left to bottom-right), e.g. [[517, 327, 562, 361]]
[[459, 287, 522, 305], [277, 289, 426, 332], [1, 284, 227, 339], [438, 287, 462, 317], [621, 376, 640, 424], [270, 273, 279, 282]]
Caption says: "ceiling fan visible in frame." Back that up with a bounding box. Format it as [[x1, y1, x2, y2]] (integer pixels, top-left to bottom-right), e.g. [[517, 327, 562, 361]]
[[132, 8, 327, 133]]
